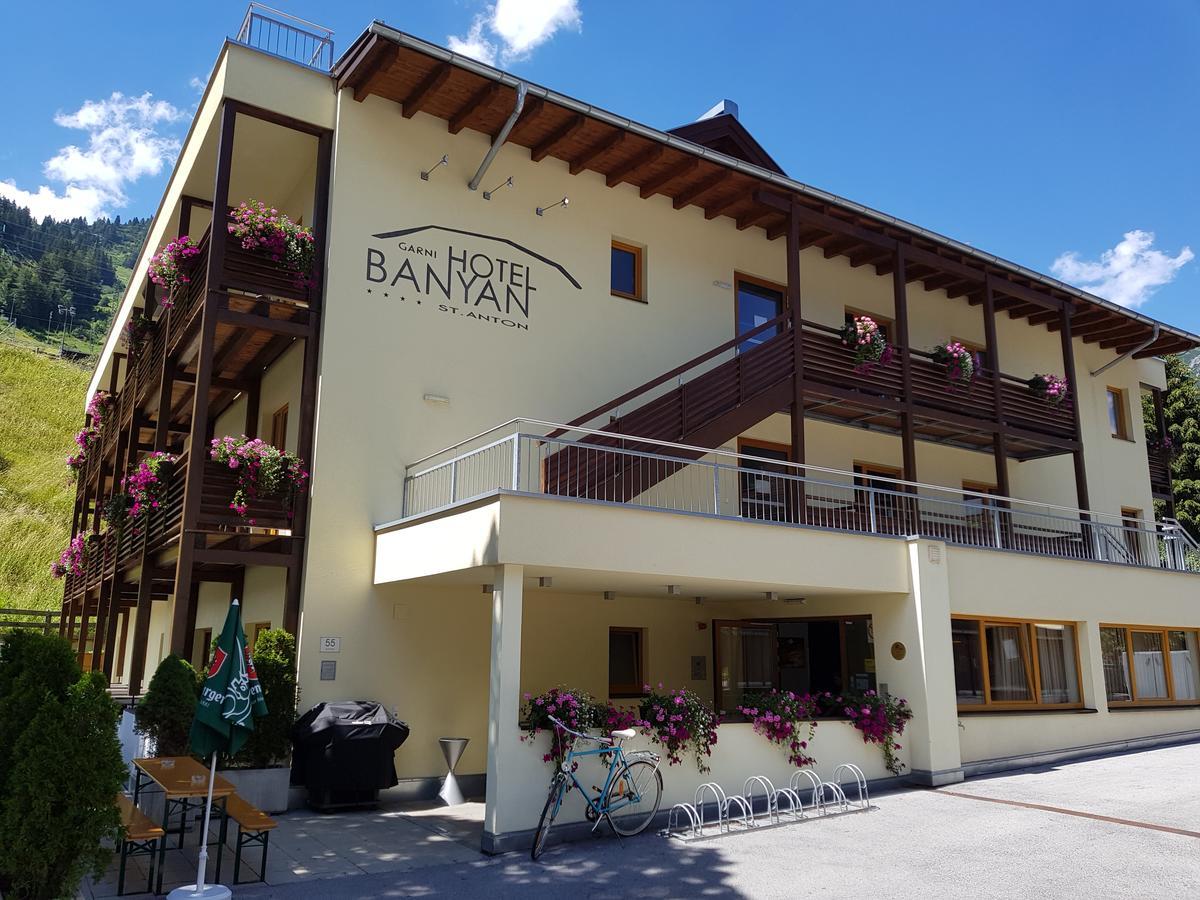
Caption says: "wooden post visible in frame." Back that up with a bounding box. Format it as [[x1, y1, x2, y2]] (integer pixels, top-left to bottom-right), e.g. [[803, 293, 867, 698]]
[[981, 279, 1012, 494], [168, 101, 236, 657], [1152, 387, 1175, 518], [1059, 307, 1090, 512], [127, 574, 156, 696], [893, 247, 918, 533]]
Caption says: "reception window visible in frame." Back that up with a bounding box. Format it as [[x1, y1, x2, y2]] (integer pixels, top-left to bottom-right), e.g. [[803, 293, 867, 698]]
[[1101, 625, 1200, 705], [951, 616, 1082, 709], [714, 617, 876, 716]]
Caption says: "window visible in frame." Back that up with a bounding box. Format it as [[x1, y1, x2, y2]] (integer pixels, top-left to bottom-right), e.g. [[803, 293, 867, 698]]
[[950, 617, 1081, 709], [609, 627, 645, 697], [246, 621, 271, 651], [1101, 625, 1200, 706], [735, 275, 785, 351], [271, 404, 289, 451], [610, 240, 644, 301], [844, 308, 893, 344], [962, 481, 999, 513], [737, 439, 792, 522], [194, 628, 213, 671], [952, 337, 989, 371], [714, 617, 876, 716], [1121, 507, 1145, 564], [1107, 387, 1129, 439], [854, 461, 903, 523]]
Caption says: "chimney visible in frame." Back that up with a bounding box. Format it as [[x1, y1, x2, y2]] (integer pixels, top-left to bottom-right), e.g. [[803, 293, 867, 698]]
[[697, 99, 738, 122]]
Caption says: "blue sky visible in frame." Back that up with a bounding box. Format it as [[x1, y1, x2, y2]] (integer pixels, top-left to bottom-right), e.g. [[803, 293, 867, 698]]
[[2, 1, 1197, 331]]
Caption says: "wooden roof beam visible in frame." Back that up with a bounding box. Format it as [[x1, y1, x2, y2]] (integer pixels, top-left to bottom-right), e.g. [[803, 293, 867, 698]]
[[1134, 338, 1194, 359], [848, 246, 893, 269], [530, 114, 586, 162], [401, 62, 453, 119], [1073, 316, 1132, 339], [567, 130, 626, 175], [1027, 308, 1062, 327], [350, 41, 396, 102], [640, 156, 700, 199], [448, 81, 502, 134], [703, 190, 746, 221], [1006, 302, 1042, 319], [673, 170, 729, 209], [606, 145, 663, 188], [822, 236, 861, 259], [507, 96, 546, 141], [736, 206, 774, 231], [1099, 326, 1156, 349]]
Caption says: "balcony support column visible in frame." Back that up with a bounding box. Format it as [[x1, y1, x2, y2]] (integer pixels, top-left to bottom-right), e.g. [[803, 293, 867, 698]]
[[893, 248, 917, 485], [786, 201, 806, 467], [1058, 307, 1091, 513], [980, 278, 1011, 497], [169, 100, 236, 658], [1151, 387, 1175, 517]]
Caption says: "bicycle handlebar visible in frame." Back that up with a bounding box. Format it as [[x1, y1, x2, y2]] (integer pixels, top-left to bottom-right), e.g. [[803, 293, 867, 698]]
[[546, 715, 613, 745]]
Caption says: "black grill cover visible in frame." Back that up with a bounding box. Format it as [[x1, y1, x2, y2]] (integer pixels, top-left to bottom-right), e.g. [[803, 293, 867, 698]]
[[290, 701, 410, 794]]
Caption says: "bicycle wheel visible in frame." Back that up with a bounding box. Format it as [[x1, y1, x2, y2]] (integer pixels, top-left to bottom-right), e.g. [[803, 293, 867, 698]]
[[531, 773, 566, 860], [603, 759, 663, 836]]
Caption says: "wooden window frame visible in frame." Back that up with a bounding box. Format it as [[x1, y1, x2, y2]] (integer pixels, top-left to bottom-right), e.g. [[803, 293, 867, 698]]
[[1099, 623, 1200, 708], [737, 437, 792, 457], [734, 272, 787, 339], [1107, 386, 1131, 440], [844, 306, 895, 343], [950, 614, 1085, 712], [608, 627, 647, 698], [610, 240, 645, 302], [271, 403, 289, 451]]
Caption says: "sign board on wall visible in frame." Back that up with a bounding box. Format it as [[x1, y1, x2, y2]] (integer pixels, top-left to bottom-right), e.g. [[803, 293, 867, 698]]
[[319, 636, 341, 653], [363, 225, 582, 333]]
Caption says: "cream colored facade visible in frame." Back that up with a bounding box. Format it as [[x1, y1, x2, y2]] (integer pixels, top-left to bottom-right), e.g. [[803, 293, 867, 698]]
[[85, 29, 1199, 853]]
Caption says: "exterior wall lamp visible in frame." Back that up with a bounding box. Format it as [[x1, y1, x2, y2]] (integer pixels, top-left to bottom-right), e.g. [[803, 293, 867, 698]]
[[483, 176, 513, 200], [420, 154, 449, 181], [536, 196, 569, 216]]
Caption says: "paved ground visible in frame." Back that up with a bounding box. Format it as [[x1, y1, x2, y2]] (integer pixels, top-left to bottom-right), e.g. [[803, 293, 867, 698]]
[[90, 743, 1200, 898]]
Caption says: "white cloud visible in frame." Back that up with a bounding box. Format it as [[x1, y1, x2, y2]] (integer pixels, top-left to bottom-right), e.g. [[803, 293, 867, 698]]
[[1051, 230, 1194, 309], [190, 76, 206, 93], [0, 92, 184, 222], [448, 0, 581, 66]]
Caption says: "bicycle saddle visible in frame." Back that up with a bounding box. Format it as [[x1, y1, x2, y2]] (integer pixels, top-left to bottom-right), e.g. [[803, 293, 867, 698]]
[[610, 728, 636, 740]]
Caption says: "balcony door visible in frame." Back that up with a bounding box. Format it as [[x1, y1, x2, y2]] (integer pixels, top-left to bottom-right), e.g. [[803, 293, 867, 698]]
[[735, 274, 785, 353]]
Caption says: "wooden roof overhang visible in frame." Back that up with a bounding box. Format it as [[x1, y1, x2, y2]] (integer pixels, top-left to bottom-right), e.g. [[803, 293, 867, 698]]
[[334, 25, 1200, 361]]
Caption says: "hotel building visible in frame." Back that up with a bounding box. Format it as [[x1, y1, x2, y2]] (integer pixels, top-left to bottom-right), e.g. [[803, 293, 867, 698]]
[[61, 10, 1200, 852]]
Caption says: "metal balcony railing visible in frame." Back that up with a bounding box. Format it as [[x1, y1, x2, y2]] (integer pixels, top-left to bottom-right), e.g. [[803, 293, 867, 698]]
[[235, 3, 333, 71], [393, 419, 1200, 575]]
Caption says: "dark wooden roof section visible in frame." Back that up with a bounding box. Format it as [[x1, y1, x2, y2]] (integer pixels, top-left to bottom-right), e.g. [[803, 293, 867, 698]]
[[667, 113, 785, 175], [334, 31, 1198, 360]]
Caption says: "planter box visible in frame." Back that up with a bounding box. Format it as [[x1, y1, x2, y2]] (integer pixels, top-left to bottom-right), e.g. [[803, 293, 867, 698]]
[[221, 767, 291, 814]]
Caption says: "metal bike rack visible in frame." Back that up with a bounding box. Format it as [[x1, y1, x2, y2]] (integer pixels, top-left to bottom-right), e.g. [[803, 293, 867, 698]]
[[665, 802, 701, 838], [833, 763, 870, 810], [739, 775, 779, 825], [695, 782, 733, 834], [773, 786, 805, 821], [789, 769, 826, 812]]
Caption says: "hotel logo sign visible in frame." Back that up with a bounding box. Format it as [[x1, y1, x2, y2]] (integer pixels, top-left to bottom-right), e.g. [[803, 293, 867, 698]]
[[365, 225, 581, 332]]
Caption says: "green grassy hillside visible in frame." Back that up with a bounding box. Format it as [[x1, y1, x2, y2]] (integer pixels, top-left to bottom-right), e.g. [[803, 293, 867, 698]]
[[0, 344, 90, 610]]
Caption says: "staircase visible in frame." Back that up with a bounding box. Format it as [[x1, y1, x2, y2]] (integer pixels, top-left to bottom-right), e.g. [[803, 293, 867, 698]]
[[545, 314, 795, 501]]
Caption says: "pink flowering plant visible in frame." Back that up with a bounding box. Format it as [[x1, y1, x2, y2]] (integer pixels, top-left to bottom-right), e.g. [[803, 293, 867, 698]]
[[738, 690, 820, 768], [148, 235, 201, 308], [520, 687, 608, 767], [50, 533, 95, 579], [638, 685, 720, 773], [930, 341, 977, 387], [840, 315, 894, 373], [227, 200, 316, 286], [122, 312, 157, 358], [67, 425, 99, 477], [209, 435, 308, 524], [1028, 373, 1069, 406], [831, 690, 912, 775], [121, 452, 178, 520]]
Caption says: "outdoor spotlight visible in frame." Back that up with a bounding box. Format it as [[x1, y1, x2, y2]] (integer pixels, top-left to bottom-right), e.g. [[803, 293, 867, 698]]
[[536, 196, 569, 216], [420, 154, 449, 181], [483, 176, 514, 200]]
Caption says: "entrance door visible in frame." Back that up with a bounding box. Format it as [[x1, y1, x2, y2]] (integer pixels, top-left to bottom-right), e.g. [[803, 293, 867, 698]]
[[735, 275, 785, 352]]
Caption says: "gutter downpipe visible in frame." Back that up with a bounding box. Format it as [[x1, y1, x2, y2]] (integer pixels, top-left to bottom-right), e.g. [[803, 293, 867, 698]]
[[1090, 323, 1158, 377], [468, 81, 526, 191]]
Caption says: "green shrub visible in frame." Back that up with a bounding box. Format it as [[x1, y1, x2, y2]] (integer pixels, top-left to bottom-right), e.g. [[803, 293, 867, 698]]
[[0, 671, 126, 899], [134, 654, 200, 757], [230, 629, 298, 769], [0, 631, 79, 799]]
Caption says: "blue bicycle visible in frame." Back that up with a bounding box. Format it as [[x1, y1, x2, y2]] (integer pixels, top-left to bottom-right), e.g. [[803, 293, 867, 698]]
[[530, 715, 663, 860]]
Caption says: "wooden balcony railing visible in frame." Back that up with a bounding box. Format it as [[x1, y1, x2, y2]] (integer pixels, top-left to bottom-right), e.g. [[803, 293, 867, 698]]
[[1148, 450, 1173, 496]]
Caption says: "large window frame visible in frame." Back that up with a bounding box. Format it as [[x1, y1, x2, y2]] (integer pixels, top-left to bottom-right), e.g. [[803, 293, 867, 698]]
[[610, 240, 645, 302], [608, 627, 646, 699], [1107, 386, 1131, 440], [1100, 623, 1200, 708], [734, 272, 786, 351], [950, 615, 1085, 712]]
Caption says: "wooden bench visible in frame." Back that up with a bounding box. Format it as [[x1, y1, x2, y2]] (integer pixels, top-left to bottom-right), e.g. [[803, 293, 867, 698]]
[[116, 793, 164, 896], [217, 794, 277, 885]]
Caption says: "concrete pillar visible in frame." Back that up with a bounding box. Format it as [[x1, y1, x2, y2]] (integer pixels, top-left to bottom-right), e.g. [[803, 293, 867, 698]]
[[876, 539, 963, 786], [482, 564, 524, 852]]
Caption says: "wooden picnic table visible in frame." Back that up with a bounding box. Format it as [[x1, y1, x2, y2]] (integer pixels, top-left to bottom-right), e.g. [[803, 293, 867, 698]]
[[131, 756, 236, 893]]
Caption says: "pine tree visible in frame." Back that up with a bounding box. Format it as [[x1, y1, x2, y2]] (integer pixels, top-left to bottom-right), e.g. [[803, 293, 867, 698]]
[[1160, 354, 1200, 541]]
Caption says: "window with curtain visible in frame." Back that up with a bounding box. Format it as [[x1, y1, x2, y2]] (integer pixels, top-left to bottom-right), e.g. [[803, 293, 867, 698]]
[[1101, 625, 1200, 706], [950, 618, 1081, 709]]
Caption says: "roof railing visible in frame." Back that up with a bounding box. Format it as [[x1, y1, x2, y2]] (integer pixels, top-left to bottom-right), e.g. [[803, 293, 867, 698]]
[[234, 3, 333, 71]]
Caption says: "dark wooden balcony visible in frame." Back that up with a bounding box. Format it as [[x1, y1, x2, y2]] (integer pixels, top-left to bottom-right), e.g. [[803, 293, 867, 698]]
[[1148, 449, 1173, 499]]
